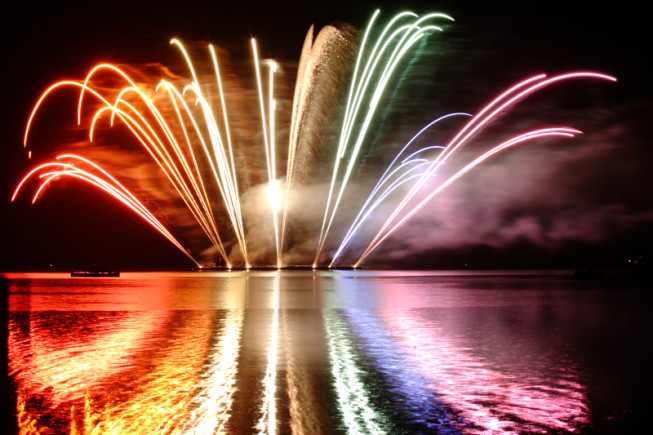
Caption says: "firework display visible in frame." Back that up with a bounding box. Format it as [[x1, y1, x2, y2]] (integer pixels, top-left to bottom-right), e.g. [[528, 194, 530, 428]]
[[12, 10, 615, 268]]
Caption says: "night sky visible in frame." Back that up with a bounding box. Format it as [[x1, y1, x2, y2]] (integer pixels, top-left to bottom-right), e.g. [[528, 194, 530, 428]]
[[1, 1, 650, 271]]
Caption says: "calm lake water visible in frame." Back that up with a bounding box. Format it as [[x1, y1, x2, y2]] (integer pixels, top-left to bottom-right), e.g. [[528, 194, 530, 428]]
[[2, 270, 651, 434]]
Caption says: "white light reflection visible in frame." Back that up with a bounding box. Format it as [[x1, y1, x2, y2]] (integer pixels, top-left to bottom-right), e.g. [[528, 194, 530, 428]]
[[182, 310, 245, 434], [323, 310, 388, 434], [255, 275, 279, 434], [342, 309, 465, 432]]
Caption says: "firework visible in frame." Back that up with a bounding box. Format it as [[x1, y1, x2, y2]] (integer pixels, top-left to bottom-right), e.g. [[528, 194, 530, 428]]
[[13, 10, 615, 268]]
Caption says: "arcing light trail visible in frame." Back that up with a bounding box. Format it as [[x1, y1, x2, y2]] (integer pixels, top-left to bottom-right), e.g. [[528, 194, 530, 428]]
[[351, 72, 616, 266], [13, 10, 616, 268], [313, 10, 454, 265], [353, 127, 584, 267], [12, 155, 201, 267], [18, 40, 261, 268], [328, 112, 472, 266]]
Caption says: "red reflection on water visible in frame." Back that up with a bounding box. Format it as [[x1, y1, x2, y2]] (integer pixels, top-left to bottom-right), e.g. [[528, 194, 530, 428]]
[[6, 275, 224, 433], [9, 310, 219, 432], [6, 273, 205, 311], [9, 311, 170, 405]]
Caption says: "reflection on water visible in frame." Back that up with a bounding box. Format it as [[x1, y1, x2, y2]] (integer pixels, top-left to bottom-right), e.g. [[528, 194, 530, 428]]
[[4, 271, 650, 433]]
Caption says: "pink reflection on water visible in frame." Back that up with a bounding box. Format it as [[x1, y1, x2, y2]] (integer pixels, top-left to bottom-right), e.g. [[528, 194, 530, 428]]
[[381, 309, 590, 433]]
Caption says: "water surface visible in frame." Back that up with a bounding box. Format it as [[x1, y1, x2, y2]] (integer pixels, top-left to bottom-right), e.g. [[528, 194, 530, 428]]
[[3, 270, 650, 433]]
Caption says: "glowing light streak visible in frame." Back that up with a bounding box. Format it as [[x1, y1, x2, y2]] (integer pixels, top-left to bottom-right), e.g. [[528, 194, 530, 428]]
[[208, 44, 245, 251], [252, 40, 282, 267], [12, 155, 200, 267], [78, 63, 142, 124], [25, 80, 112, 147], [355, 72, 616, 266], [314, 11, 453, 264], [269, 62, 281, 267], [256, 276, 280, 434], [355, 127, 582, 266], [210, 45, 236, 176]]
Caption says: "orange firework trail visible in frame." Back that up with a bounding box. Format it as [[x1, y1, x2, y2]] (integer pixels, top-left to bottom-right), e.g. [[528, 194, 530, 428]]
[[17, 39, 285, 268], [12, 154, 200, 267]]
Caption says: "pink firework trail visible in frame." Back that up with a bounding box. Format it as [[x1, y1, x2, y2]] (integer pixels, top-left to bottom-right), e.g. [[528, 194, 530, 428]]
[[351, 72, 616, 266]]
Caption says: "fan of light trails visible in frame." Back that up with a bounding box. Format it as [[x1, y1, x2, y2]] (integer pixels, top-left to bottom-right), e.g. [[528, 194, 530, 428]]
[[313, 10, 454, 265], [11, 154, 201, 267], [20, 39, 288, 268], [344, 72, 616, 267], [344, 126, 582, 267], [329, 112, 471, 266], [15, 9, 616, 268]]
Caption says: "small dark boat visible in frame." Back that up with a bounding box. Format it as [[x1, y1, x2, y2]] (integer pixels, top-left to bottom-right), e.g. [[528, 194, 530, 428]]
[[71, 268, 120, 277]]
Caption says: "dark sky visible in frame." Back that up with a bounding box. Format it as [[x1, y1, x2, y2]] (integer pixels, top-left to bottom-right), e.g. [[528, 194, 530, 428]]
[[1, 1, 650, 271]]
